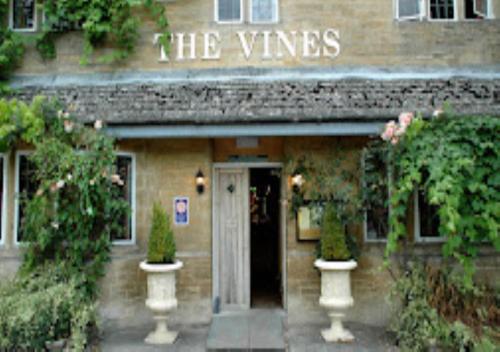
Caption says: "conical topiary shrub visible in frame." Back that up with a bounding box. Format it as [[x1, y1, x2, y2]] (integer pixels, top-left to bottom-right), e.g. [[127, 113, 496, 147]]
[[147, 202, 176, 264], [320, 203, 351, 261]]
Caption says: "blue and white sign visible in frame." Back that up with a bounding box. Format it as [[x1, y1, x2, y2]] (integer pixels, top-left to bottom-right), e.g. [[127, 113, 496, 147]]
[[174, 197, 189, 226]]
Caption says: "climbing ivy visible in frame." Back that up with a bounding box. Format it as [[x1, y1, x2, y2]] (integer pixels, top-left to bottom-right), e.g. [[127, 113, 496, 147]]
[[39, 0, 170, 64], [380, 111, 500, 287], [0, 0, 170, 70], [0, 0, 24, 81]]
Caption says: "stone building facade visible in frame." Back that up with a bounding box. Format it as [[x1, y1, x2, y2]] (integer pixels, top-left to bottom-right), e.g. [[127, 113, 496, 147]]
[[0, 0, 499, 329]]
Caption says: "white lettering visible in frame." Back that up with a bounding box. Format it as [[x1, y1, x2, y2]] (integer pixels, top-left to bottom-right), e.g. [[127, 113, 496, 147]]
[[322, 29, 340, 59], [176, 33, 196, 60], [262, 31, 272, 59], [153, 33, 170, 62], [276, 30, 297, 58], [302, 31, 321, 58], [155, 28, 341, 62], [202, 32, 221, 60], [237, 31, 259, 60]]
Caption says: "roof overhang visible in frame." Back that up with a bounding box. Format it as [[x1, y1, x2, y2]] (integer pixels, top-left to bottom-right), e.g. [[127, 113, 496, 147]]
[[105, 122, 384, 139]]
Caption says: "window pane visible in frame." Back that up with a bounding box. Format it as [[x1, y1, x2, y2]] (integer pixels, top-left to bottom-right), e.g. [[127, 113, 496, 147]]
[[465, 0, 487, 18], [399, 0, 420, 18], [363, 147, 389, 241], [218, 0, 241, 22], [418, 191, 440, 238], [17, 155, 38, 242], [429, 0, 455, 19], [111, 156, 133, 242], [474, 0, 487, 15], [252, 0, 277, 22], [12, 0, 35, 30]]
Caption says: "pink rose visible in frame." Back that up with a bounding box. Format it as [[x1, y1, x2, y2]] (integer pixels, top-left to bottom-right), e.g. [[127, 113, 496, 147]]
[[395, 126, 406, 137], [391, 136, 399, 145], [56, 180, 65, 189], [398, 112, 414, 128], [381, 121, 397, 141]]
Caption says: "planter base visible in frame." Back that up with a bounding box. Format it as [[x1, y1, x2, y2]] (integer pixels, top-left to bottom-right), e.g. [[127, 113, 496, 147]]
[[145, 316, 178, 344], [321, 312, 354, 342]]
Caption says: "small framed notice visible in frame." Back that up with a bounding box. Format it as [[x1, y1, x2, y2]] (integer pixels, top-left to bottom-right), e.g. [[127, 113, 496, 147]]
[[174, 197, 189, 226], [296, 202, 324, 241]]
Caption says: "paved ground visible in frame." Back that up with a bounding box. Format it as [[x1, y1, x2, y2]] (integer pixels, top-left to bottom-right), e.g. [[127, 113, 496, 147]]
[[286, 322, 397, 352], [206, 310, 286, 350], [100, 323, 209, 352], [100, 315, 397, 351]]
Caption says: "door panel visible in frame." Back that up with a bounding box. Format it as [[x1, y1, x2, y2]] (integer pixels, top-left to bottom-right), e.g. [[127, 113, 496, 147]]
[[214, 168, 250, 310]]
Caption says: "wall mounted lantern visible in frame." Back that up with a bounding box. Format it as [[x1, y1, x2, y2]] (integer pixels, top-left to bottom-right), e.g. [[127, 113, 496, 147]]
[[196, 169, 205, 194]]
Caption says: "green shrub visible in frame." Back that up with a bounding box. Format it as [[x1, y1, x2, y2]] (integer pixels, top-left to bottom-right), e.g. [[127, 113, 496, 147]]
[[0, 264, 97, 351], [147, 202, 176, 264], [320, 203, 351, 261], [391, 262, 499, 352]]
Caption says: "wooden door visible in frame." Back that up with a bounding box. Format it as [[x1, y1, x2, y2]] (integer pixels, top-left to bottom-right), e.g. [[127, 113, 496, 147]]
[[213, 168, 250, 310]]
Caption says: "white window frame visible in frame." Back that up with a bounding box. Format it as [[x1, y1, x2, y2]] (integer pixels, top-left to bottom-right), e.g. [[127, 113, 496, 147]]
[[362, 150, 391, 243], [112, 152, 137, 246], [214, 0, 244, 24], [414, 191, 446, 243], [427, 0, 458, 21], [249, 0, 279, 24], [395, 0, 426, 21], [486, 0, 494, 18], [9, 0, 38, 32], [14, 151, 136, 246], [14, 150, 33, 245], [0, 154, 8, 246]]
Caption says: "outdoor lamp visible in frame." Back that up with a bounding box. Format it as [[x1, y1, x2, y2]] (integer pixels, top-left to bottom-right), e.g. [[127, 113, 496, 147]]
[[291, 172, 304, 193], [196, 169, 205, 194]]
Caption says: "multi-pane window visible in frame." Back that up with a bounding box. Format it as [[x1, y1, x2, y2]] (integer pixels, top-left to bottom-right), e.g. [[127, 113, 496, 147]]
[[429, 0, 456, 20], [215, 0, 279, 23], [362, 147, 390, 242], [216, 0, 243, 23], [16, 153, 38, 243], [0, 156, 5, 245], [251, 0, 278, 23], [396, 0, 469, 20], [10, 0, 36, 31], [111, 154, 135, 244], [415, 190, 443, 242]]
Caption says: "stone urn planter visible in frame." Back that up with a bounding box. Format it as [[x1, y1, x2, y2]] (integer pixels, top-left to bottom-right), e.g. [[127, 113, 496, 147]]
[[140, 260, 183, 344], [314, 259, 358, 342]]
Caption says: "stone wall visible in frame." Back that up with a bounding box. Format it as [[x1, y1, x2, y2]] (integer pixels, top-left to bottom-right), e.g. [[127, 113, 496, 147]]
[[0, 136, 498, 330], [12, 0, 500, 75]]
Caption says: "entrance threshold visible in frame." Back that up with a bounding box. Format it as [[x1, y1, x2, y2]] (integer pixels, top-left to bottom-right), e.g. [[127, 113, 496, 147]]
[[207, 309, 286, 351]]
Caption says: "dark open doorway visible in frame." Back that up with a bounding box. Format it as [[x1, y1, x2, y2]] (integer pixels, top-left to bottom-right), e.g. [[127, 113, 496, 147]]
[[250, 168, 282, 308]]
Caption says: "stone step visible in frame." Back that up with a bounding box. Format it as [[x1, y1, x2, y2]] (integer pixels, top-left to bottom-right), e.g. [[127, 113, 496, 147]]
[[206, 309, 286, 351]]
